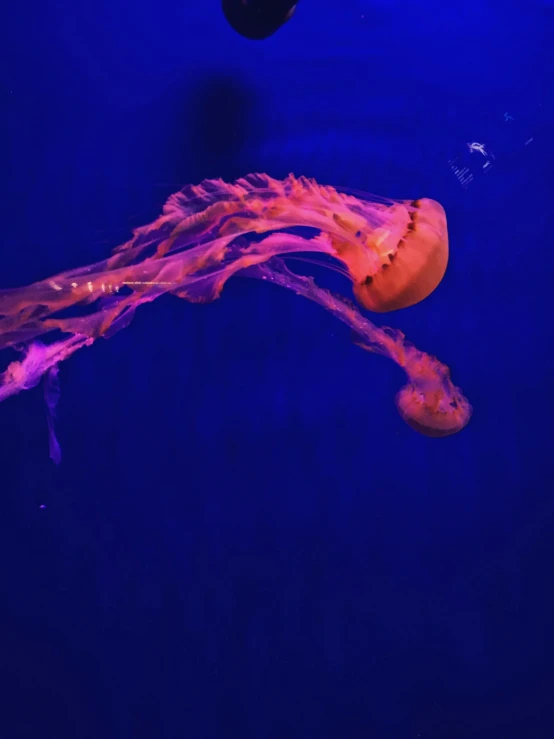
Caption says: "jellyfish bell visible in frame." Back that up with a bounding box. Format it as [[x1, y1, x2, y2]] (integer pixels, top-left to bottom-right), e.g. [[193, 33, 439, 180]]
[[222, 0, 298, 40], [395, 382, 472, 438], [351, 198, 449, 313]]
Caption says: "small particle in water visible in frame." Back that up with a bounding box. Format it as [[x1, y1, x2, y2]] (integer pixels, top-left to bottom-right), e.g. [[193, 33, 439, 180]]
[[39, 504, 46, 509]]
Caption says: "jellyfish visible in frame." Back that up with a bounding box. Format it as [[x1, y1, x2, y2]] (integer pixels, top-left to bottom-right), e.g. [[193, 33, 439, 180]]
[[222, 0, 298, 40], [242, 259, 471, 438], [123, 172, 450, 313], [0, 173, 470, 461]]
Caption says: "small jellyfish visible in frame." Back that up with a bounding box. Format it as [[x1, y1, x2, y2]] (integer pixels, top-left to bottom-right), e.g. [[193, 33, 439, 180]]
[[243, 259, 471, 438], [0, 173, 470, 458]]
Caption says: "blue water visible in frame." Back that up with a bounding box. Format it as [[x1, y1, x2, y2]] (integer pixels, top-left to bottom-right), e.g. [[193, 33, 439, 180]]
[[1, 2, 553, 737]]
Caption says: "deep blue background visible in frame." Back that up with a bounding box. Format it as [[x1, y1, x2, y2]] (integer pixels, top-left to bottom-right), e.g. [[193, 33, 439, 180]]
[[2, 2, 554, 737]]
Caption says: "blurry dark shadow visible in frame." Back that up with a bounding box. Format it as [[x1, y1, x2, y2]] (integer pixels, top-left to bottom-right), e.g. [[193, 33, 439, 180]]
[[187, 73, 260, 173], [145, 72, 263, 187]]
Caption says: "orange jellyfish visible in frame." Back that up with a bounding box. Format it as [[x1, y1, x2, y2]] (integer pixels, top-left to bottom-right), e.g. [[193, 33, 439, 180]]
[[116, 173, 449, 313], [0, 173, 469, 461], [243, 259, 471, 439]]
